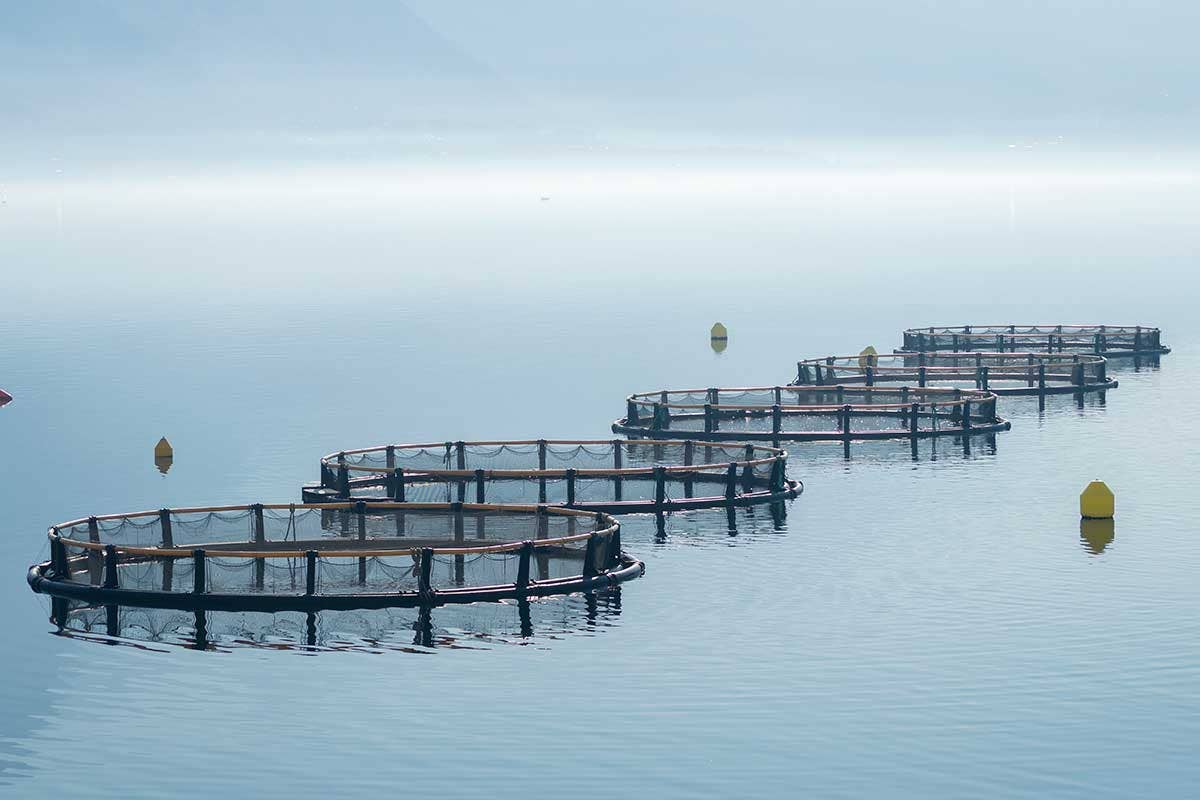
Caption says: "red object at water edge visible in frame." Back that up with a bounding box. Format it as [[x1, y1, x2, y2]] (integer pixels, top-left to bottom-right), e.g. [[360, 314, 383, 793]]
[[0, 389, 12, 407]]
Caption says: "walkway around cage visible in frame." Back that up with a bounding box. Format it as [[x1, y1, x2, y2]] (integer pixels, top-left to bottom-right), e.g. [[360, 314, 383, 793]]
[[302, 438, 801, 513], [899, 325, 1169, 356], [795, 352, 1118, 396], [613, 385, 1010, 447], [27, 501, 643, 613]]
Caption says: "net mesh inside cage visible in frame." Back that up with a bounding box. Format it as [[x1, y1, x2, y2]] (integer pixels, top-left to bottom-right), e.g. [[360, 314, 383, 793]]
[[306, 439, 800, 512], [899, 324, 1168, 356], [31, 502, 642, 612], [794, 352, 1117, 395], [613, 385, 1010, 443]]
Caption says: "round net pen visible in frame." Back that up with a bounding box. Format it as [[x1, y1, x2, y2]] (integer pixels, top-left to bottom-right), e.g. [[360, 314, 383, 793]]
[[795, 352, 1118, 396], [27, 502, 642, 614], [613, 385, 1011, 448], [899, 325, 1169, 356], [303, 439, 801, 513]]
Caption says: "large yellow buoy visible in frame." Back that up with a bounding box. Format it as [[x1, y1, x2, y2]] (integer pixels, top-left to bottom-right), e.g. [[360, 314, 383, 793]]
[[154, 437, 174, 475], [710, 322, 728, 354], [1079, 479, 1114, 519], [857, 346, 878, 370]]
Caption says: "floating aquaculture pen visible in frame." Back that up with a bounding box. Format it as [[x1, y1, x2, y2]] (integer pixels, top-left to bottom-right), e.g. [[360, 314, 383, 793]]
[[613, 385, 1010, 446], [27, 502, 642, 613], [899, 325, 1169, 356], [302, 439, 801, 513], [795, 352, 1118, 396]]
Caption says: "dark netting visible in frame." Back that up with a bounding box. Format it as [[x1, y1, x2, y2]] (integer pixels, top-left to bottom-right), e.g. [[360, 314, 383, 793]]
[[47, 590, 627, 653], [304, 438, 801, 512], [613, 385, 1011, 445], [794, 352, 1118, 396], [30, 502, 642, 613], [899, 324, 1169, 356]]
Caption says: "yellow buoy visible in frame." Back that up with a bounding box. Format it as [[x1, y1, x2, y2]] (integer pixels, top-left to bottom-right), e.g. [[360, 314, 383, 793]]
[[857, 345, 878, 370], [154, 437, 174, 475], [1079, 479, 1114, 519], [710, 322, 728, 354]]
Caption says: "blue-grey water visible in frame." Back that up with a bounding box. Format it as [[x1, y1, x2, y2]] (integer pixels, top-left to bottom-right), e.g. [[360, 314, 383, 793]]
[[1, 159, 1198, 797]]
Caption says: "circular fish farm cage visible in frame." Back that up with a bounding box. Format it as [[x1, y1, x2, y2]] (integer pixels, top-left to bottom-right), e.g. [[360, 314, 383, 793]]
[[27, 502, 642, 613], [795, 352, 1118, 396], [899, 325, 1169, 356], [613, 385, 1010, 445], [302, 439, 801, 513]]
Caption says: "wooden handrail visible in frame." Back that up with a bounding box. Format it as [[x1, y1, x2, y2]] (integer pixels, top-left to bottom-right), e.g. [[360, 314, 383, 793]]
[[904, 324, 1157, 334], [337, 456, 782, 476], [53, 528, 601, 559], [326, 437, 786, 461], [798, 352, 1106, 367], [51, 502, 618, 544], [323, 438, 788, 476]]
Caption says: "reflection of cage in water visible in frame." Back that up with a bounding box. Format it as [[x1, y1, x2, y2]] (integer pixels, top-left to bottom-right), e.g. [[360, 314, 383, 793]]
[[303, 438, 801, 513], [46, 589, 627, 652], [795, 352, 1118, 396], [613, 385, 1010, 445], [28, 501, 642, 613], [899, 324, 1169, 356]]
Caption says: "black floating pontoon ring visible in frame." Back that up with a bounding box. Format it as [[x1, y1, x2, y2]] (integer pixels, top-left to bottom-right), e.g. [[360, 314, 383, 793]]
[[27, 501, 643, 614], [795, 352, 1118, 396], [302, 438, 801, 513], [899, 324, 1169, 357], [613, 385, 1010, 444]]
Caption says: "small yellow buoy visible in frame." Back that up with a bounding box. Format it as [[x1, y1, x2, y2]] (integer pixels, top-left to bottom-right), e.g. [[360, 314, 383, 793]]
[[154, 437, 174, 475], [710, 322, 728, 354], [857, 345, 878, 370], [1080, 479, 1114, 519]]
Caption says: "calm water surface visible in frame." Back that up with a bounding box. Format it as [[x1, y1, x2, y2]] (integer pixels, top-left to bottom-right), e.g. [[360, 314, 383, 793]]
[[1, 161, 1197, 797]]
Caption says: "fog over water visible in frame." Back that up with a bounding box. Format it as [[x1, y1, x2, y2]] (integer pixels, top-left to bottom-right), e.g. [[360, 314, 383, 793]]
[[2, 3, 1199, 798]]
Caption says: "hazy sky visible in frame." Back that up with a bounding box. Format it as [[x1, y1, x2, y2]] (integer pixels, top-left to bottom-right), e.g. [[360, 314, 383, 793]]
[[3, 1, 1197, 143]]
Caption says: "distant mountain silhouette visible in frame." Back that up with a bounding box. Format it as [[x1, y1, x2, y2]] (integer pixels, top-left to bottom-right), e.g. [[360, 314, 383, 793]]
[[5, 1, 1195, 142], [1, 1, 516, 135], [408, 0, 1199, 137]]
